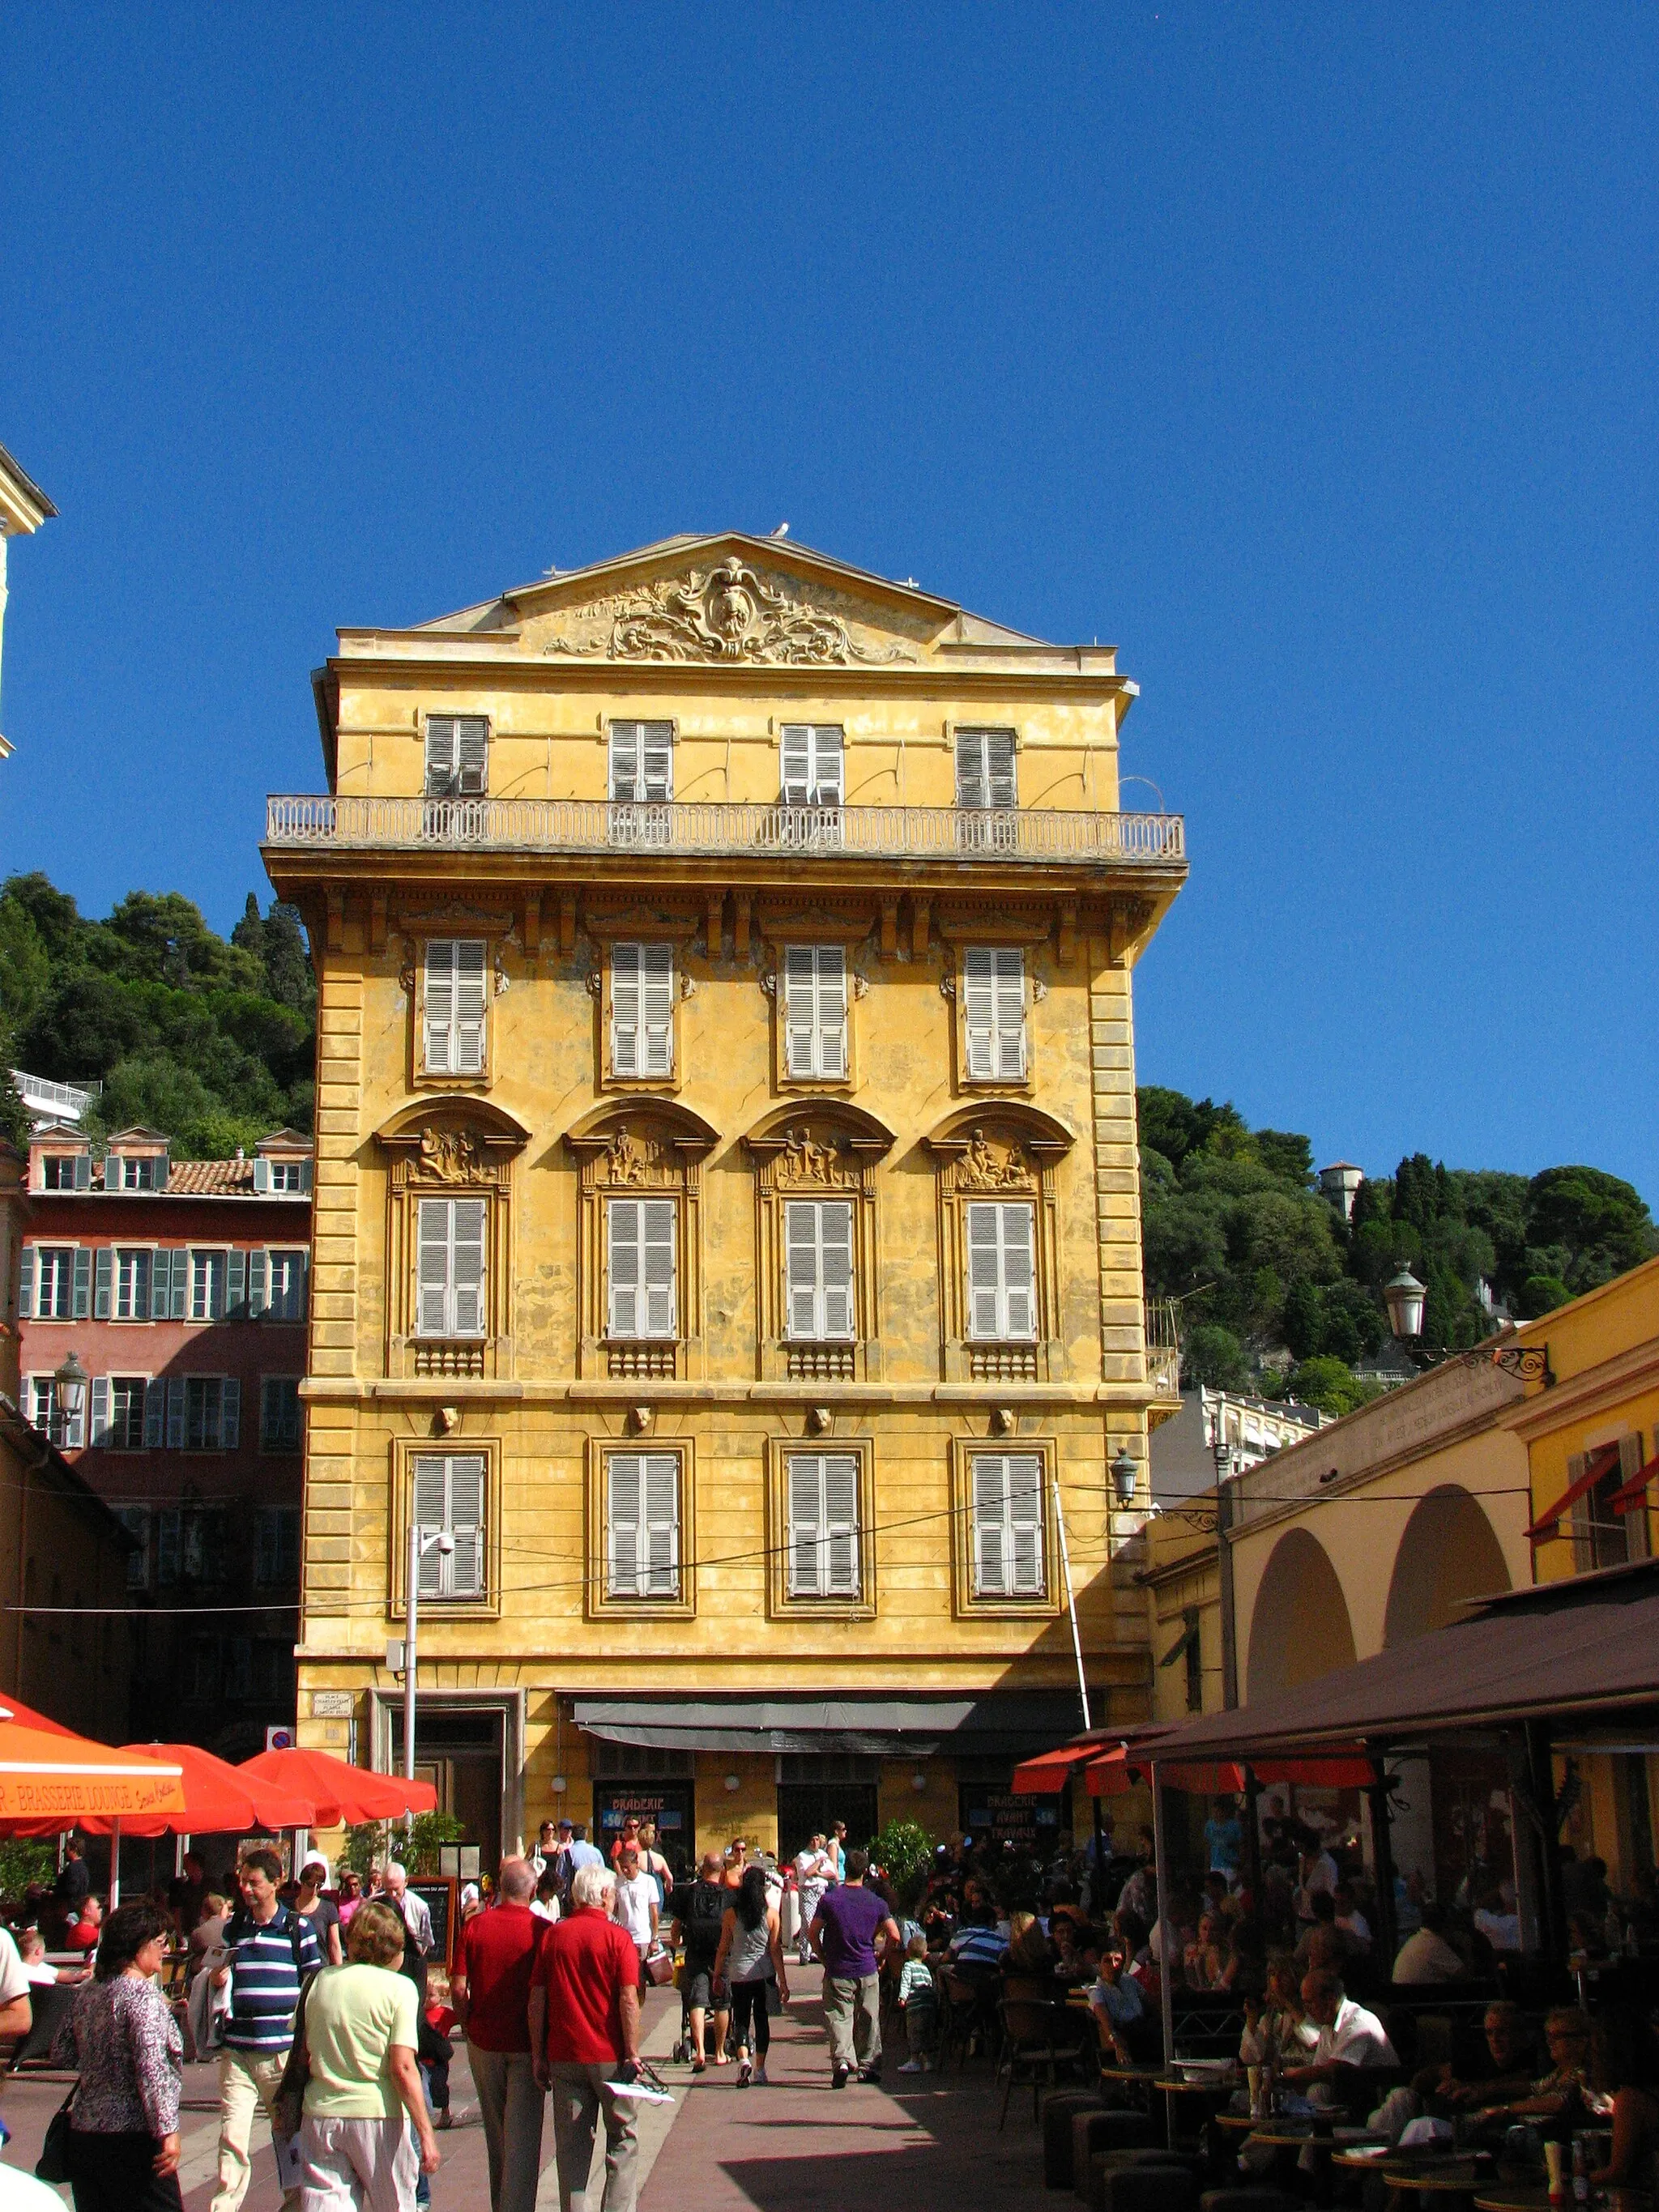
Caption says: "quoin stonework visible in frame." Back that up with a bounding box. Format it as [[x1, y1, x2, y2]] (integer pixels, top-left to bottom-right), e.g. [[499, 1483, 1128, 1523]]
[[262, 533, 1187, 1870]]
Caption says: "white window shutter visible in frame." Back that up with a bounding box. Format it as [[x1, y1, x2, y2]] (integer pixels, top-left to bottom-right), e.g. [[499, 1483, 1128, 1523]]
[[813, 727, 844, 803], [424, 717, 451, 794], [455, 717, 488, 795], [956, 728, 1017, 809], [787, 1456, 821, 1596], [973, 1455, 1009, 1595], [642, 1199, 676, 1337], [994, 952, 1026, 1076], [824, 1454, 859, 1594], [641, 944, 674, 1074], [781, 723, 812, 804], [425, 940, 488, 1075], [221, 1376, 240, 1450], [986, 730, 1017, 808], [640, 723, 673, 801], [821, 1202, 854, 1340], [783, 948, 817, 1076], [966, 1204, 1004, 1339], [783, 946, 846, 1077], [963, 949, 996, 1078], [144, 1379, 165, 1448], [608, 1200, 642, 1337], [90, 1376, 111, 1449], [612, 945, 642, 1076], [786, 1202, 821, 1340], [608, 1454, 643, 1596], [418, 1200, 450, 1336], [424, 942, 454, 1071], [643, 1453, 679, 1593], [450, 1200, 486, 1336], [1008, 1454, 1044, 1593], [609, 722, 639, 801], [448, 1455, 486, 1596], [817, 949, 847, 1077], [413, 1456, 449, 1596], [1001, 1204, 1036, 1339]]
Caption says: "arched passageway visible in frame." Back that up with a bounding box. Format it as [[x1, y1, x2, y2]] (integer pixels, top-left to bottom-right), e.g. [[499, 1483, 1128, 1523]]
[[1383, 1484, 1512, 1647], [1246, 1528, 1358, 1703]]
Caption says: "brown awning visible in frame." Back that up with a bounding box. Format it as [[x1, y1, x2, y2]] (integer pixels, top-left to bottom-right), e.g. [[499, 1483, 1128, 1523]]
[[1142, 1560, 1659, 1764]]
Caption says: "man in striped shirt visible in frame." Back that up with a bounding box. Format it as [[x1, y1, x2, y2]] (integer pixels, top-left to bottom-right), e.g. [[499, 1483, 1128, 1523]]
[[209, 1847, 322, 2212]]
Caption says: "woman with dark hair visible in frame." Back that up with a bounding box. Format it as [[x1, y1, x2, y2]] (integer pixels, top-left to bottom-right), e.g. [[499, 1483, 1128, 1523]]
[[713, 1863, 789, 2086], [50, 1899, 184, 2210]]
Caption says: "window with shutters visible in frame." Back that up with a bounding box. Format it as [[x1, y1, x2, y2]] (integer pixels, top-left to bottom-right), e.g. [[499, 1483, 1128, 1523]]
[[109, 1153, 165, 1191], [25, 1375, 83, 1449], [32, 1247, 76, 1320], [41, 1155, 85, 1191], [965, 1202, 1037, 1342], [101, 1377, 148, 1451], [600, 1450, 684, 1605], [778, 724, 844, 844], [410, 1455, 487, 1600], [266, 1250, 308, 1322], [416, 1197, 487, 1339], [777, 1448, 870, 1609], [267, 1158, 308, 1193], [608, 943, 676, 1081], [113, 1248, 153, 1322], [961, 948, 1027, 1083], [954, 727, 1018, 810], [189, 1249, 228, 1323], [784, 1200, 855, 1342], [115, 1507, 151, 1591], [421, 939, 489, 1079], [606, 1197, 676, 1340], [183, 1376, 239, 1451], [608, 720, 674, 846], [260, 1377, 302, 1452], [780, 946, 850, 1082], [424, 714, 489, 797], [952, 1443, 1057, 1613], [254, 1506, 302, 1588]]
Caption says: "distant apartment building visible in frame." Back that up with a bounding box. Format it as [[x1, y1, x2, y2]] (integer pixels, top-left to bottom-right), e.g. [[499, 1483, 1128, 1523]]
[[16, 1122, 313, 1756], [1149, 1387, 1327, 1499]]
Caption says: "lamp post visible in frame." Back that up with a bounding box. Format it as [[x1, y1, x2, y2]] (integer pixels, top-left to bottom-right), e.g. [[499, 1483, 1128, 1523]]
[[404, 1524, 456, 1812], [52, 1351, 88, 1442], [1109, 1447, 1138, 1511]]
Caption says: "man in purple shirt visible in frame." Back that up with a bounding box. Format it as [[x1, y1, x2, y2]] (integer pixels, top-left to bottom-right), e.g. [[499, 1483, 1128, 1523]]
[[807, 1849, 901, 2087]]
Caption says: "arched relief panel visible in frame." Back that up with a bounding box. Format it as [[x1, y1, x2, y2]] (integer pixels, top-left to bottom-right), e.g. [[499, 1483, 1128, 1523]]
[[1382, 1485, 1512, 1648], [564, 1098, 719, 1383], [1245, 1526, 1358, 1704]]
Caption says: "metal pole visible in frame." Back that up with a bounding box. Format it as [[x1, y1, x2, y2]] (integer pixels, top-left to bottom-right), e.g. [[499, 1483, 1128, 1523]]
[[1365, 1741, 1399, 1971], [1149, 1760, 1176, 2145], [1215, 1460, 1239, 1710], [404, 1519, 420, 1824], [1053, 1477, 1092, 1732], [109, 1819, 121, 1911]]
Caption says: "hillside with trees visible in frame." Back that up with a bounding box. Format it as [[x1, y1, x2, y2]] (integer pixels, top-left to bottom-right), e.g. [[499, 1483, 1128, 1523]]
[[1139, 1085, 1657, 1414], [0, 872, 316, 1156]]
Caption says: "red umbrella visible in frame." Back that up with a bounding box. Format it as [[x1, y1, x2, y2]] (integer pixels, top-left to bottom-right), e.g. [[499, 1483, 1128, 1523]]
[[239, 1747, 437, 1827], [70, 1744, 318, 1838]]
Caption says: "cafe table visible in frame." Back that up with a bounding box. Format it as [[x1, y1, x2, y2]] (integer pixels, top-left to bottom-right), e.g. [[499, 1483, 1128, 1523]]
[[1470, 2189, 1550, 2212]]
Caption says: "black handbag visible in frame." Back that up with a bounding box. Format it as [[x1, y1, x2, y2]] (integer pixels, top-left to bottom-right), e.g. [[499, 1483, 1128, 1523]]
[[36, 2086, 74, 2184]]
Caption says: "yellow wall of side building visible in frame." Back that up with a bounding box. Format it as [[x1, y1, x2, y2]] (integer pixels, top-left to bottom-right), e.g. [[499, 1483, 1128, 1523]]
[[271, 551, 1183, 1860]]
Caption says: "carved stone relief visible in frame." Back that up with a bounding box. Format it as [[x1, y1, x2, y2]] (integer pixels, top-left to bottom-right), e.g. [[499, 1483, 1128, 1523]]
[[415, 1128, 493, 1184], [774, 1126, 855, 1188], [957, 1128, 1034, 1191], [541, 557, 919, 667]]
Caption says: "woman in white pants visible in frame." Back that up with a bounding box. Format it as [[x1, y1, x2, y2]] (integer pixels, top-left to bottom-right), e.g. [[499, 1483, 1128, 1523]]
[[794, 1837, 834, 1965], [296, 1901, 439, 2211]]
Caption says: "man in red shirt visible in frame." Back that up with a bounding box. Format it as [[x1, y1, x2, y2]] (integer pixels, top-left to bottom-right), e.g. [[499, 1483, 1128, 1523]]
[[529, 1864, 643, 2212], [454, 1857, 547, 2212]]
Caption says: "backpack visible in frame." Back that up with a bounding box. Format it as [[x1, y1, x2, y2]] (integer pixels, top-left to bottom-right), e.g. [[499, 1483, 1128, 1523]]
[[683, 1880, 727, 1956]]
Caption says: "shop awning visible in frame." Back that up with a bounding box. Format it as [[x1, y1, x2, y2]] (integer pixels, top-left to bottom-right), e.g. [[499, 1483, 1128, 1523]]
[[571, 1693, 1087, 1758], [1526, 1443, 1620, 1541], [1133, 1559, 1659, 1766], [1009, 1738, 1117, 1794]]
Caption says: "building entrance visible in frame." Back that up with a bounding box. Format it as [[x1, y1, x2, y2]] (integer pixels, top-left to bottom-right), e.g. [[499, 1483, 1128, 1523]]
[[776, 1756, 882, 1861], [389, 1706, 505, 1873]]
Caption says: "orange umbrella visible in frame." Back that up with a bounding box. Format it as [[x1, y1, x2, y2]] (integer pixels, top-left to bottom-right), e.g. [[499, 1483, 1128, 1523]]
[[239, 1747, 437, 1826], [0, 1722, 186, 1824], [70, 1744, 317, 1838]]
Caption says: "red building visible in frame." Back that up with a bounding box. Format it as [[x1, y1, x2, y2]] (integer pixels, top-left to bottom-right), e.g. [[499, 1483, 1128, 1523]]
[[17, 1122, 312, 1756]]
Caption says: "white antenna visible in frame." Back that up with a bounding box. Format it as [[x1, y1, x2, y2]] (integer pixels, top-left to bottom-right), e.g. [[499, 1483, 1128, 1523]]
[[770, 522, 789, 539]]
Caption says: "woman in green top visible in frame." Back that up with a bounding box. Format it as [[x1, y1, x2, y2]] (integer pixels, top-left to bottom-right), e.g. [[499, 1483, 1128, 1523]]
[[296, 1899, 439, 2210]]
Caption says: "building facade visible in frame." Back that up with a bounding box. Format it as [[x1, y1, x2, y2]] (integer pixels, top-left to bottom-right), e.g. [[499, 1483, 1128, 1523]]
[[16, 1122, 313, 1755], [0, 438, 55, 764], [265, 534, 1186, 1872]]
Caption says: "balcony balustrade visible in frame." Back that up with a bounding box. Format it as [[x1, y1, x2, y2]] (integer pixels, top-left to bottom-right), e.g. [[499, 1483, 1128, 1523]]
[[265, 794, 1184, 867]]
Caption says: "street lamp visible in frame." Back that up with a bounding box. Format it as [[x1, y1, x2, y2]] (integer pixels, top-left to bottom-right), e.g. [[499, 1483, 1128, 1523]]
[[1383, 1265, 1427, 1341], [1110, 1447, 1139, 1510], [404, 1524, 456, 1796], [52, 1352, 88, 1436]]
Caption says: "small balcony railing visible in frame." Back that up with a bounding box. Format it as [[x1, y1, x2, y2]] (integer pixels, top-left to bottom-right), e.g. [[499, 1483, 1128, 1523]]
[[264, 795, 1185, 867]]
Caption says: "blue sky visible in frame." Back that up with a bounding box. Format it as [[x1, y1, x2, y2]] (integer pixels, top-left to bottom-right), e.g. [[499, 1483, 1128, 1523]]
[[2, 6, 1655, 1197]]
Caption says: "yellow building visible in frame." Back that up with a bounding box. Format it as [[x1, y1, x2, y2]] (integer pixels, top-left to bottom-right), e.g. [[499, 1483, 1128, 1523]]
[[1508, 1260, 1659, 1893], [264, 534, 1186, 1870], [0, 440, 55, 763]]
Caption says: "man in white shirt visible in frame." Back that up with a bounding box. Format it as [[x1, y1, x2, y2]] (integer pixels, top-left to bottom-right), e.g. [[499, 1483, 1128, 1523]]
[[612, 1843, 659, 1975], [1282, 1969, 1397, 2092], [376, 1862, 434, 1956], [1392, 1903, 1469, 1985], [0, 1925, 32, 2032]]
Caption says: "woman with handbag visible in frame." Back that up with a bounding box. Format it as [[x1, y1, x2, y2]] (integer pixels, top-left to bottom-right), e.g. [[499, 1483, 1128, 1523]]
[[288, 1898, 439, 2211], [48, 1900, 184, 2210], [711, 1865, 790, 2087]]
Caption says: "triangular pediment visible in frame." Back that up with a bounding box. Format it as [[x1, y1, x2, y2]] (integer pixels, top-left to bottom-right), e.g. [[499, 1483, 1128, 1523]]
[[413, 533, 1047, 664]]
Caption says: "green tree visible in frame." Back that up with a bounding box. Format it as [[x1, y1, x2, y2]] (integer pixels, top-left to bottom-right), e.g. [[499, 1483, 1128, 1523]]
[[1286, 1356, 1381, 1417], [1525, 1168, 1657, 1294], [1256, 1130, 1314, 1191], [1183, 1324, 1250, 1391]]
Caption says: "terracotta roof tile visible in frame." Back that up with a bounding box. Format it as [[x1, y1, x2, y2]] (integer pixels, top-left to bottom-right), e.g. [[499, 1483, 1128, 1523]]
[[162, 1159, 257, 1195]]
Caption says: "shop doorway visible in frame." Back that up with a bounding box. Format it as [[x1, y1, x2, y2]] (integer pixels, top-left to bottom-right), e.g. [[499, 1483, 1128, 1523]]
[[590, 1745, 697, 1883], [388, 1707, 505, 1873], [776, 1756, 881, 1861]]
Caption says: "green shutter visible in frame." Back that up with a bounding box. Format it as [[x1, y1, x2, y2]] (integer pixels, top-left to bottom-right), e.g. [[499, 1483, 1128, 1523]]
[[72, 1248, 92, 1319]]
